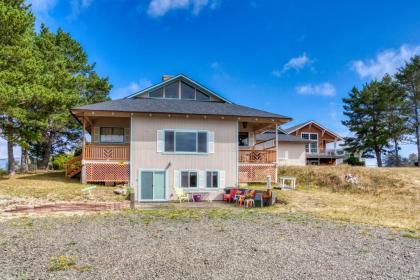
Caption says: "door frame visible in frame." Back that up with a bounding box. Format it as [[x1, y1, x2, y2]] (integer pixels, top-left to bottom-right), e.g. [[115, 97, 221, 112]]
[[138, 169, 169, 202]]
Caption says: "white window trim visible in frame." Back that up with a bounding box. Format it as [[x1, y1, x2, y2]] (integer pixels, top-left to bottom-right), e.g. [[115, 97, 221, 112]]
[[205, 170, 220, 190], [179, 169, 200, 191], [301, 132, 318, 154], [163, 129, 209, 155]]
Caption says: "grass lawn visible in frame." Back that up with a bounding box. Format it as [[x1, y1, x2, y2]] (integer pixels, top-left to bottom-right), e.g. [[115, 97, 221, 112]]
[[0, 171, 124, 202]]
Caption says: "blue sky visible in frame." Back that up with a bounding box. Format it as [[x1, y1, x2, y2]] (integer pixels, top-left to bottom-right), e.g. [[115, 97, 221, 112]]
[[1, 0, 420, 160]]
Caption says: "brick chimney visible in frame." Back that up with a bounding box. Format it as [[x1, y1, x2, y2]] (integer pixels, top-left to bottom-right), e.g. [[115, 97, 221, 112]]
[[162, 75, 173, 81]]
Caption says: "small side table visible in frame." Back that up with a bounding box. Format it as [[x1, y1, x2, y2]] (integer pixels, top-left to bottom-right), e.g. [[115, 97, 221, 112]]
[[279, 177, 296, 190]]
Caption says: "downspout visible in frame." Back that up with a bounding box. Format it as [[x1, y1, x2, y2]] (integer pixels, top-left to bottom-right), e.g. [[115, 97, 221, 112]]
[[275, 123, 279, 183]]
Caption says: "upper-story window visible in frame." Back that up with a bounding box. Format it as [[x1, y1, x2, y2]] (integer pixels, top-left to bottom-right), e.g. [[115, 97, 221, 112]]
[[100, 127, 124, 144], [164, 130, 208, 153], [147, 81, 211, 101], [238, 132, 249, 146], [302, 132, 318, 153]]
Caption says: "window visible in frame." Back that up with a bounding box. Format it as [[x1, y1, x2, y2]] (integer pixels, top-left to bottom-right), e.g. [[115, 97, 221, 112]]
[[302, 133, 318, 154], [149, 88, 163, 98], [238, 132, 249, 146], [164, 130, 208, 153], [181, 82, 195, 100], [181, 171, 198, 188], [100, 127, 124, 143], [196, 90, 210, 101], [164, 82, 179, 98], [206, 171, 218, 188]]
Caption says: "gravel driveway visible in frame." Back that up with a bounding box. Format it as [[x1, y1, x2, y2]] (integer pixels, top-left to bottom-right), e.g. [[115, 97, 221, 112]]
[[0, 210, 419, 280]]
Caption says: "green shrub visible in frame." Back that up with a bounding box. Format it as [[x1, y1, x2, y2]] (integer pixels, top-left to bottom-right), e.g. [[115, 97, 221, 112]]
[[344, 155, 365, 166], [52, 154, 75, 170], [48, 255, 76, 271]]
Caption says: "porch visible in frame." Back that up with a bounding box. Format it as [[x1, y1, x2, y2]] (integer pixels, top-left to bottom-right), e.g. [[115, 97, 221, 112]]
[[238, 121, 279, 184], [65, 115, 131, 185]]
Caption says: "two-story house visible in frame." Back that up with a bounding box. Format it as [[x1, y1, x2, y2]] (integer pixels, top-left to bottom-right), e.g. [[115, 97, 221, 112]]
[[68, 74, 291, 202]]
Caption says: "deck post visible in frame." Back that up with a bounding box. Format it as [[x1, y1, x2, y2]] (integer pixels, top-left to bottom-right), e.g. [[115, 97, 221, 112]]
[[275, 123, 278, 183], [81, 116, 87, 184]]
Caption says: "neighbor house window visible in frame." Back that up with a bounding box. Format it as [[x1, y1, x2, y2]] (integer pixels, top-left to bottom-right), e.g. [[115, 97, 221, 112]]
[[164, 130, 208, 153], [238, 132, 249, 146], [181, 171, 198, 188], [302, 133, 318, 154], [206, 171, 218, 188], [100, 127, 124, 143]]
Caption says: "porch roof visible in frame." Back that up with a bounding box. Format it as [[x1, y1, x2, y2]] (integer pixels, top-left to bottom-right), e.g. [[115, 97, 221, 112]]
[[72, 98, 292, 121]]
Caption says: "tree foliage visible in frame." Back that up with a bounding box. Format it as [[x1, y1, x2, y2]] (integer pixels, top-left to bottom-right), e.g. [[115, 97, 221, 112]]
[[0, 0, 111, 174]]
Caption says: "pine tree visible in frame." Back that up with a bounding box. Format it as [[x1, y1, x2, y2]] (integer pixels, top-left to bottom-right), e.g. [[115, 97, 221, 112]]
[[342, 81, 391, 167], [396, 55, 420, 166], [0, 0, 39, 175]]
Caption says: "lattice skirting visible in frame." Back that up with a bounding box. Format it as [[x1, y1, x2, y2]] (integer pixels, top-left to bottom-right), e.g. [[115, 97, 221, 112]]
[[239, 164, 277, 183], [85, 162, 129, 183]]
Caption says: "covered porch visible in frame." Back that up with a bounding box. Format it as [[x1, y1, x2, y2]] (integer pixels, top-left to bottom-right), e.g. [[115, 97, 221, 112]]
[[68, 111, 131, 184], [237, 120, 281, 184]]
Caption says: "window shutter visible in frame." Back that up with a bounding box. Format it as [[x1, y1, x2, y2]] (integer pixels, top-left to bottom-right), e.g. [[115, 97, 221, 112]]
[[208, 131, 215, 153], [174, 170, 180, 188], [199, 171, 205, 188], [93, 127, 100, 143], [219, 170, 225, 188], [157, 130, 164, 152], [124, 128, 130, 144]]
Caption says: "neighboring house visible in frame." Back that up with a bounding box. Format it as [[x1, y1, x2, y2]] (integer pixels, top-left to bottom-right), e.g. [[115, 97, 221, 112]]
[[69, 74, 291, 202], [256, 130, 309, 166], [284, 120, 344, 165]]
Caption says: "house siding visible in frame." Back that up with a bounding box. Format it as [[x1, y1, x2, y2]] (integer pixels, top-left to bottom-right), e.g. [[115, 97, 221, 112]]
[[277, 142, 306, 166], [131, 116, 238, 201]]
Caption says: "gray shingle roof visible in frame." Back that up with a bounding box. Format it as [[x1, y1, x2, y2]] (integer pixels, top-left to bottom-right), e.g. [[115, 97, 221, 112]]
[[72, 98, 291, 120]]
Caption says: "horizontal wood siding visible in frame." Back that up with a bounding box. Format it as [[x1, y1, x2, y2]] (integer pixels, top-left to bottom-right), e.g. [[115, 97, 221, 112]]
[[131, 116, 238, 201]]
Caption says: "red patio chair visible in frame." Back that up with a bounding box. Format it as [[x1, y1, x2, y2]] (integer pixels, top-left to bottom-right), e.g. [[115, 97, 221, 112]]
[[223, 188, 238, 203]]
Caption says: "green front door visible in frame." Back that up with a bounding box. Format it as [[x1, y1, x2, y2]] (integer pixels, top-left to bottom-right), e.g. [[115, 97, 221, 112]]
[[139, 170, 166, 201]]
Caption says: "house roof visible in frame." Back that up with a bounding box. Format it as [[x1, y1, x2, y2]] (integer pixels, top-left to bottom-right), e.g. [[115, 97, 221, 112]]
[[284, 120, 343, 140], [125, 74, 233, 104], [256, 132, 312, 143], [72, 98, 292, 120]]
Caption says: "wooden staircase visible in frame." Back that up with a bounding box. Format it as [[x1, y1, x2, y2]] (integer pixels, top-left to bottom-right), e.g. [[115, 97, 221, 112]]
[[65, 155, 82, 178]]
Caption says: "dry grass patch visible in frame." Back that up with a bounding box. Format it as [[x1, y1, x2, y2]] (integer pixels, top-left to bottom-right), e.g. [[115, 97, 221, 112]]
[[0, 171, 123, 202], [252, 166, 420, 233]]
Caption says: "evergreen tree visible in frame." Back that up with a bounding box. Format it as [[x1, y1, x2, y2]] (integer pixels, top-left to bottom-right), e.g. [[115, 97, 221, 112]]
[[30, 26, 111, 168], [342, 81, 391, 167], [0, 0, 39, 175], [396, 55, 420, 166]]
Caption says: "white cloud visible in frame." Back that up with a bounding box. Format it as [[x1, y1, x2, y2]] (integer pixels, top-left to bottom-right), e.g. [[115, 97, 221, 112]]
[[210, 61, 220, 69], [296, 82, 336, 97], [68, 0, 94, 19], [111, 79, 153, 99], [28, 0, 57, 13], [352, 44, 420, 80], [147, 0, 219, 17], [272, 52, 313, 77]]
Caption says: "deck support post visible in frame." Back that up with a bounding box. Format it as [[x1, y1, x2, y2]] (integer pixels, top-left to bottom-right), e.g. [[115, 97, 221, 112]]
[[275, 123, 279, 183]]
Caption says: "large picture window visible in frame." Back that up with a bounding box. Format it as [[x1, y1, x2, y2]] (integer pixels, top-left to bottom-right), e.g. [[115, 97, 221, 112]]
[[206, 171, 218, 188], [100, 127, 124, 143], [164, 130, 208, 153], [181, 171, 198, 189], [302, 133, 318, 154]]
